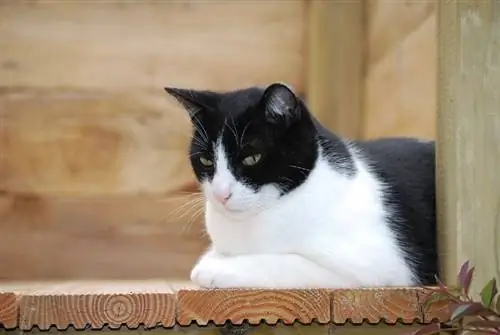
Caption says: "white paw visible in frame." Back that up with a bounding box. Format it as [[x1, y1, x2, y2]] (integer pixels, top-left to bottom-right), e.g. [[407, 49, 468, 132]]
[[190, 259, 254, 289]]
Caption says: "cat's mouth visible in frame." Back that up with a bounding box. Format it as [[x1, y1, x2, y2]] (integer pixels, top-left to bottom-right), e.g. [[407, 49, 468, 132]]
[[209, 199, 248, 215]]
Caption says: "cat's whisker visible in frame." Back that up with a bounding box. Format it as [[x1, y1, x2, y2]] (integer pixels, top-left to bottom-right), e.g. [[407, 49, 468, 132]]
[[288, 165, 311, 172], [191, 134, 209, 149], [182, 206, 205, 234], [188, 151, 204, 158], [192, 114, 209, 142], [164, 196, 204, 222], [230, 113, 240, 143], [239, 122, 251, 148], [158, 192, 202, 202], [224, 117, 239, 145]]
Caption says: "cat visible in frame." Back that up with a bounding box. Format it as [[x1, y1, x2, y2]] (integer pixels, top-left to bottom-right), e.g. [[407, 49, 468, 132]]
[[165, 82, 437, 289]]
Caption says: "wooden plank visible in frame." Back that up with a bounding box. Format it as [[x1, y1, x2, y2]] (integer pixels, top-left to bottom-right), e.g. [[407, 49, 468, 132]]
[[1, 90, 195, 195], [177, 288, 330, 326], [2, 323, 421, 335], [0, 1, 305, 91], [5, 323, 333, 335], [436, 0, 500, 293], [9, 281, 176, 330], [416, 288, 453, 324], [367, 0, 436, 66], [331, 288, 422, 324], [0, 282, 453, 331], [0, 293, 17, 329], [364, 9, 436, 140], [306, 0, 364, 139], [0, 193, 208, 280]]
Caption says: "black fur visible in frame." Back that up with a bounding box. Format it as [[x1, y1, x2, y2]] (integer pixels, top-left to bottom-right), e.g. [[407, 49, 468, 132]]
[[165, 83, 438, 285], [165, 84, 319, 195]]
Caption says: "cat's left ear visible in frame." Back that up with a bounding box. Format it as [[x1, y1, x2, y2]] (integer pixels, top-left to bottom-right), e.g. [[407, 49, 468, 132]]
[[261, 83, 300, 123], [164, 86, 216, 121]]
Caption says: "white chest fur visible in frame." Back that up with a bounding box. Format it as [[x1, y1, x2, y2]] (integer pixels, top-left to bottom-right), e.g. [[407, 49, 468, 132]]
[[195, 154, 416, 289]]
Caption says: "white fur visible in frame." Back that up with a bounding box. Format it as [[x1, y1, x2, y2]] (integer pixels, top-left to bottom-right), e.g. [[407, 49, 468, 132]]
[[191, 140, 416, 289]]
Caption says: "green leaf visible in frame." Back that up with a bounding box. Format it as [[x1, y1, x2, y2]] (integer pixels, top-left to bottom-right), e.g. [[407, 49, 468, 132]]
[[480, 278, 498, 307]]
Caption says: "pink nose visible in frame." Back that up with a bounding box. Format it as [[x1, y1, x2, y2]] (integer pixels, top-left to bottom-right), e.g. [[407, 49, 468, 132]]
[[214, 191, 232, 204]]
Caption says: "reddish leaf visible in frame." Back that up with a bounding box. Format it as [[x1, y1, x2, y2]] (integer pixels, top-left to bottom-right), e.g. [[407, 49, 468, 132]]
[[450, 302, 497, 321], [466, 319, 500, 330], [458, 260, 471, 288], [404, 323, 441, 335], [463, 266, 475, 294]]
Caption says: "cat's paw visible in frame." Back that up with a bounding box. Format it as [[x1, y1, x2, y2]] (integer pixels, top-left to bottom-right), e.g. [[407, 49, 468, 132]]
[[190, 259, 255, 289]]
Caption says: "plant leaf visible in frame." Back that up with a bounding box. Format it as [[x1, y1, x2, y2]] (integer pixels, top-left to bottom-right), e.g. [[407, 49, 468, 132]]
[[496, 295, 500, 313], [463, 266, 475, 294], [480, 278, 498, 307], [404, 323, 441, 335], [450, 302, 497, 321], [457, 260, 471, 289], [466, 319, 500, 330]]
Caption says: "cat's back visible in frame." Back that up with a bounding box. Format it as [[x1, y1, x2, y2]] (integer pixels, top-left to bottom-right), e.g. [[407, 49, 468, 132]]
[[354, 137, 435, 195]]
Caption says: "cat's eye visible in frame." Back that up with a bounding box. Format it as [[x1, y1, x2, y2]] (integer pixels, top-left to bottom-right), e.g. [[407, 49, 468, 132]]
[[199, 156, 213, 166], [242, 153, 262, 166]]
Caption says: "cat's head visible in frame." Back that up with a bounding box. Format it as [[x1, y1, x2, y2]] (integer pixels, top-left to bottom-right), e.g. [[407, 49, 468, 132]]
[[165, 83, 318, 217]]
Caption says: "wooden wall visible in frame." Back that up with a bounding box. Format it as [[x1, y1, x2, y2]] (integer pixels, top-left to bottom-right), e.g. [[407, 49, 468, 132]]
[[363, 0, 437, 140], [0, 1, 438, 280], [0, 1, 306, 280]]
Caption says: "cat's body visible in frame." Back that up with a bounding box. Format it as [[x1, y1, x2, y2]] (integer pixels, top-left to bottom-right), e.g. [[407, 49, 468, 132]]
[[165, 83, 437, 289]]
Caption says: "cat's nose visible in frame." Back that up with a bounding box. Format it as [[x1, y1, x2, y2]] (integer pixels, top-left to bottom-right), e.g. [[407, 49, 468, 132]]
[[214, 190, 232, 204]]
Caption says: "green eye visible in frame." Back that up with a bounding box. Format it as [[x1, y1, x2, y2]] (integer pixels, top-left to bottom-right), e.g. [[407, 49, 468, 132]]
[[199, 156, 213, 166], [242, 153, 262, 166]]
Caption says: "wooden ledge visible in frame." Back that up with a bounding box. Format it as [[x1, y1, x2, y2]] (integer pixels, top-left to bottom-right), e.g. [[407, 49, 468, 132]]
[[0, 281, 451, 330]]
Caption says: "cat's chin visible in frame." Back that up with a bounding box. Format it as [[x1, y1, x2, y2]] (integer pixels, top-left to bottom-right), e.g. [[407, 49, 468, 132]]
[[206, 200, 259, 220]]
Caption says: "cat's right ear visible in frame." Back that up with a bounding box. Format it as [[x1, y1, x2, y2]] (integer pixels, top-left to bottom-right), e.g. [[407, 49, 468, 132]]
[[164, 87, 213, 121]]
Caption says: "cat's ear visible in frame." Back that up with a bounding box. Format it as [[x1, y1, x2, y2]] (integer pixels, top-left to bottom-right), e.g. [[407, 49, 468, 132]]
[[164, 86, 216, 120], [261, 83, 299, 123]]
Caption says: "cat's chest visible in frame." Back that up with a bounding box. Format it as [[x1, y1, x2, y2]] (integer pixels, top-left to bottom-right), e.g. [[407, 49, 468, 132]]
[[205, 204, 310, 256]]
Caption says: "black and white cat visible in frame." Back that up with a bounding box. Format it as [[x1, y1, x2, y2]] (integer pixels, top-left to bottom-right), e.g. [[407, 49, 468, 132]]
[[165, 82, 437, 289]]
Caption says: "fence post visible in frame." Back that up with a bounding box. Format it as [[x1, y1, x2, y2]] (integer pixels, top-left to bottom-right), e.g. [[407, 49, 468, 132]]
[[437, 0, 500, 294]]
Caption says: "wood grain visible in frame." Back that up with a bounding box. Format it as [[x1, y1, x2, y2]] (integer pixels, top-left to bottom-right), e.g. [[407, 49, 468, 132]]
[[0, 282, 455, 330], [364, 8, 436, 140], [331, 288, 421, 324], [416, 288, 453, 324], [177, 288, 331, 326], [306, 0, 364, 139], [0, 292, 17, 329], [367, 0, 436, 66], [436, 0, 500, 293], [0, 193, 208, 280], [0, 1, 305, 91], [13, 281, 176, 330]]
